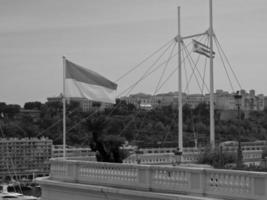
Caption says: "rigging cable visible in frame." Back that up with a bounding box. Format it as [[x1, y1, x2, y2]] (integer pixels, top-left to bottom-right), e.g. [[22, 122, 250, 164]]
[[182, 40, 210, 93], [156, 34, 207, 92], [115, 38, 175, 82], [201, 52, 208, 95], [182, 45, 190, 94], [117, 40, 176, 97], [154, 42, 177, 94], [133, 36, 206, 144], [214, 35, 243, 90], [119, 42, 178, 137], [214, 35, 236, 92], [183, 47, 202, 93]]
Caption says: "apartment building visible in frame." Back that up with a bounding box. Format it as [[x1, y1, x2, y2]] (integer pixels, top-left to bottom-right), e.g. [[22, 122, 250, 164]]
[[0, 137, 52, 182], [52, 145, 94, 158], [240, 90, 264, 111]]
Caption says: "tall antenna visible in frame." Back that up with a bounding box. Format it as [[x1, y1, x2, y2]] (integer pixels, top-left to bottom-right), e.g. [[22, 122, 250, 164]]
[[177, 6, 183, 153], [62, 56, 66, 159], [209, 0, 215, 149]]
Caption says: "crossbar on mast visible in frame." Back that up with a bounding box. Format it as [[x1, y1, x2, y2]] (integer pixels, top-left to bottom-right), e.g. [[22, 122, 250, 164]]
[[180, 31, 208, 40]]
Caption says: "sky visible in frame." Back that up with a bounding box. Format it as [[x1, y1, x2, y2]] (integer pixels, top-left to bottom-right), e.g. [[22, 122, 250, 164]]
[[0, 0, 267, 105]]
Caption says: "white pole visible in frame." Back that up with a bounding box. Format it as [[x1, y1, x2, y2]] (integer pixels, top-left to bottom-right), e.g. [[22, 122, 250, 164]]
[[209, 0, 215, 149], [62, 56, 66, 158], [178, 6, 183, 153]]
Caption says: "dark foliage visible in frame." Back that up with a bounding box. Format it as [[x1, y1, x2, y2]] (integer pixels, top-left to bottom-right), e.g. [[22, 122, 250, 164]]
[[24, 101, 42, 110], [0, 99, 267, 163], [197, 146, 236, 168]]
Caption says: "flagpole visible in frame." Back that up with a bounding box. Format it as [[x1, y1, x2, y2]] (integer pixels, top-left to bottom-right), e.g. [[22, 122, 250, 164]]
[[62, 56, 66, 159], [177, 6, 183, 153], [209, 0, 215, 149]]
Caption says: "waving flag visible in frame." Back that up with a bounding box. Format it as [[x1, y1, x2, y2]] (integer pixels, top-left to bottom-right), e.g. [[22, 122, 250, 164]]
[[65, 59, 117, 104], [192, 39, 215, 58]]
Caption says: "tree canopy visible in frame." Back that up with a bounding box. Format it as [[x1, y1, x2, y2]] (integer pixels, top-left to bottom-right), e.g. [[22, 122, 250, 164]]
[[0, 100, 266, 151]]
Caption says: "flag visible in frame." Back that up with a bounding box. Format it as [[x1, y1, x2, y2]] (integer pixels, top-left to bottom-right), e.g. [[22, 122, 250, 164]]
[[192, 40, 215, 58], [65, 59, 118, 104]]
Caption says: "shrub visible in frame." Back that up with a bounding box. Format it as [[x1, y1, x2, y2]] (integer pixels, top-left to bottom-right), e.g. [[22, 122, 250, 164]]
[[197, 146, 236, 168], [262, 145, 267, 159]]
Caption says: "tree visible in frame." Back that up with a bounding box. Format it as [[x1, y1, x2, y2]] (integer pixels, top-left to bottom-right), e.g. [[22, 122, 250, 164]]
[[4, 104, 21, 119], [24, 101, 42, 110], [88, 116, 126, 163], [262, 145, 267, 159], [92, 102, 101, 108], [0, 102, 7, 113], [198, 146, 236, 168]]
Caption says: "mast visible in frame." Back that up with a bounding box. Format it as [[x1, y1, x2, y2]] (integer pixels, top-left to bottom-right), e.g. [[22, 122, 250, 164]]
[[177, 6, 183, 153], [209, 0, 215, 149], [62, 56, 66, 158]]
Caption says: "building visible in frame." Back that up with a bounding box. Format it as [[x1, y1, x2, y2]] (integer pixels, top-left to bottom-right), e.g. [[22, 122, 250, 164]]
[[207, 89, 265, 112], [240, 90, 264, 111], [121, 89, 265, 112], [0, 137, 52, 182], [155, 92, 178, 107], [47, 96, 112, 112], [121, 92, 187, 109], [121, 93, 159, 110], [185, 94, 207, 108], [214, 90, 236, 110], [52, 145, 94, 158]]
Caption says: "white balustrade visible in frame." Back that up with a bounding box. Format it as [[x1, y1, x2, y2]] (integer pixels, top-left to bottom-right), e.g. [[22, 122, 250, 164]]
[[123, 149, 263, 166], [49, 158, 267, 200], [205, 169, 264, 199], [50, 159, 68, 178]]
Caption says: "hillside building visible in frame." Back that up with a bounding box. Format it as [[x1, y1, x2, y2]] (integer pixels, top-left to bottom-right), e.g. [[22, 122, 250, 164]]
[[121, 89, 265, 112], [52, 145, 94, 158], [47, 96, 112, 112], [0, 137, 52, 182]]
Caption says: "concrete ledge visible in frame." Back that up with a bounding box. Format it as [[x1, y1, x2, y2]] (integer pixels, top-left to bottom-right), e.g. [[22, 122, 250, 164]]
[[37, 177, 224, 200]]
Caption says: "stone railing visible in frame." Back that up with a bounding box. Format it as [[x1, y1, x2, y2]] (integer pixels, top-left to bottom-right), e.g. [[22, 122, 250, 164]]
[[139, 147, 205, 154], [50, 158, 267, 200], [123, 153, 177, 164], [140, 145, 264, 154], [123, 152, 200, 164], [123, 149, 263, 165]]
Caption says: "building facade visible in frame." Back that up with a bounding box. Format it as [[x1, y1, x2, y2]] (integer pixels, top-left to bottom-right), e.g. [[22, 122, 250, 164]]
[[240, 90, 264, 111], [52, 145, 94, 158], [47, 96, 112, 112], [0, 137, 52, 182], [214, 90, 236, 110], [121, 89, 265, 112]]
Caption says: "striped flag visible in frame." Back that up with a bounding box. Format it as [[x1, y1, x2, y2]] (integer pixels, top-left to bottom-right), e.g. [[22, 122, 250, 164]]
[[65, 59, 118, 104], [192, 40, 215, 58]]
